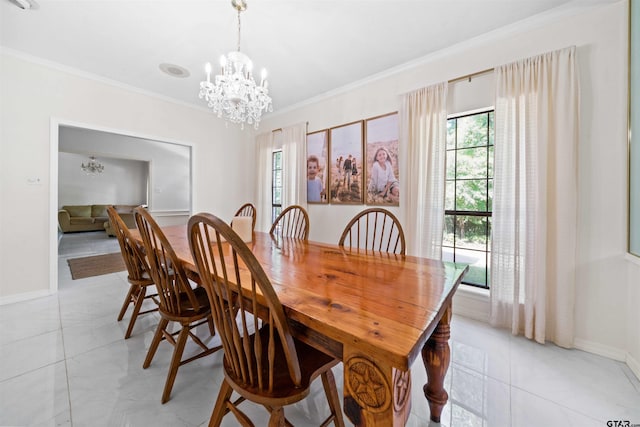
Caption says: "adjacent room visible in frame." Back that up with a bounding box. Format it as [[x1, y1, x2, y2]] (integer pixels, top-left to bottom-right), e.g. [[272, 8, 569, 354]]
[[1, 0, 638, 426]]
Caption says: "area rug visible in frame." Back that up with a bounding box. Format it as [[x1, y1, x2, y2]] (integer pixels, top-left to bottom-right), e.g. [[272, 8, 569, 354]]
[[67, 252, 126, 280]]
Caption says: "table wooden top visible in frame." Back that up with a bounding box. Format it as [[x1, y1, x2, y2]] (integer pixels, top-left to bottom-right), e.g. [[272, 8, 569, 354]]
[[136, 225, 468, 371]]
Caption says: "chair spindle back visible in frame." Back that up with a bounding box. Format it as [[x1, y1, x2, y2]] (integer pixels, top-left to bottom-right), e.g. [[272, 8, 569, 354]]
[[188, 213, 302, 391], [234, 203, 257, 231], [269, 205, 309, 240], [339, 208, 406, 254], [134, 207, 203, 316]]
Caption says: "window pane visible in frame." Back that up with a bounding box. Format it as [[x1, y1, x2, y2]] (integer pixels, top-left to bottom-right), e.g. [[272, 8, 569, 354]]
[[447, 120, 456, 149], [488, 179, 493, 212], [272, 207, 282, 223], [457, 114, 489, 148], [455, 179, 488, 211], [456, 248, 488, 287], [273, 187, 281, 204], [273, 151, 282, 168], [446, 151, 456, 180], [445, 181, 455, 211], [454, 215, 487, 250], [443, 215, 455, 247], [488, 112, 494, 146], [456, 147, 488, 179], [488, 145, 494, 177], [442, 247, 454, 262]]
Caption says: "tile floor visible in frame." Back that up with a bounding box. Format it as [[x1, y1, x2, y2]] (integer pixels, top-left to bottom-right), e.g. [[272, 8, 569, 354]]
[[1, 231, 639, 426]]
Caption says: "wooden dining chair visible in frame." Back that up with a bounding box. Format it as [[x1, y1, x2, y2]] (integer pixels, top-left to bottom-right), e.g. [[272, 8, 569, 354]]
[[338, 207, 406, 254], [269, 204, 310, 240], [188, 213, 344, 427], [133, 207, 221, 404], [233, 202, 256, 231], [107, 206, 159, 339]]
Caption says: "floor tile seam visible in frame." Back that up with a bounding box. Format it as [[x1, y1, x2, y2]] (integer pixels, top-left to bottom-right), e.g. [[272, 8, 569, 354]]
[[61, 333, 135, 360], [509, 382, 607, 424], [450, 360, 511, 386], [0, 358, 66, 384], [1, 325, 64, 347], [57, 293, 75, 427]]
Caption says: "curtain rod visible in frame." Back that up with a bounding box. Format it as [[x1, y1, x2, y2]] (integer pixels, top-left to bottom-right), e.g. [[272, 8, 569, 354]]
[[448, 67, 494, 84], [271, 121, 309, 133]]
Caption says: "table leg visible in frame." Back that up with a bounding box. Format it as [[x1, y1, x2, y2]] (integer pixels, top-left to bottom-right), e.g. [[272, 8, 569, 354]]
[[342, 347, 412, 426], [422, 303, 452, 423]]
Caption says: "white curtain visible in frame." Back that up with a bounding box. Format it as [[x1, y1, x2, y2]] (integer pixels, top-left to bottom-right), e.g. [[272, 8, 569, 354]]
[[255, 131, 274, 232], [281, 122, 307, 210], [399, 82, 448, 259], [490, 46, 579, 347]]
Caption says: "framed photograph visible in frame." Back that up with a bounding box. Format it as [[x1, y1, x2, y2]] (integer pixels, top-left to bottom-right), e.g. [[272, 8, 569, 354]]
[[329, 121, 364, 204], [365, 112, 399, 206], [306, 130, 329, 204]]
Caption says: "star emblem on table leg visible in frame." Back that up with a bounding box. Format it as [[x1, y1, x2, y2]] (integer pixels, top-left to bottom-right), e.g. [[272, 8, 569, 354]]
[[346, 356, 391, 411], [393, 369, 411, 411]]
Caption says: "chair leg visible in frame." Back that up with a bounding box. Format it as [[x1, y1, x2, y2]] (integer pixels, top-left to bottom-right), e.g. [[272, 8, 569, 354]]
[[161, 324, 190, 404], [207, 315, 215, 336], [267, 407, 285, 427], [143, 317, 168, 369], [117, 285, 136, 321], [208, 380, 234, 427], [321, 369, 345, 427], [124, 286, 146, 339]]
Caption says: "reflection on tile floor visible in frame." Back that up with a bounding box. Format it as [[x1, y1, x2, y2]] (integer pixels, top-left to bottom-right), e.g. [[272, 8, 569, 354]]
[[1, 232, 639, 426]]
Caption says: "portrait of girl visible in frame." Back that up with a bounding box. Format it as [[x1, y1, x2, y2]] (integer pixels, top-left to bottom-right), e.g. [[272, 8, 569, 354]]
[[365, 113, 399, 205]]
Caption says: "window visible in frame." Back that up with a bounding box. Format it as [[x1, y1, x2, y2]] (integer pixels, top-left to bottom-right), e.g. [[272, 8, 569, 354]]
[[444, 110, 494, 289], [272, 150, 282, 223]]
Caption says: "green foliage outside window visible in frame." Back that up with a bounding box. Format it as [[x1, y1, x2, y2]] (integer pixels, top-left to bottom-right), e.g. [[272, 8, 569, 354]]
[[272, 150, 282, 222]]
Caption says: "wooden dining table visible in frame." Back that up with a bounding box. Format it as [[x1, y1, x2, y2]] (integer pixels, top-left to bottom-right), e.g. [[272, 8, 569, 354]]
[[134, 225, 468, 426]]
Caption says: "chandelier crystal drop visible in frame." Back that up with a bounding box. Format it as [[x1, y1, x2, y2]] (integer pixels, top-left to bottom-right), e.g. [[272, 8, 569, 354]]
[[81, 156, 104, 175], [199, 0, 272, 129]]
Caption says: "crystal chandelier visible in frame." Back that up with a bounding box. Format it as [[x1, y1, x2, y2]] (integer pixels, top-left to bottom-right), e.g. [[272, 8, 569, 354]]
[[199, 0, 272, 129], [81, 156, 104, 175]]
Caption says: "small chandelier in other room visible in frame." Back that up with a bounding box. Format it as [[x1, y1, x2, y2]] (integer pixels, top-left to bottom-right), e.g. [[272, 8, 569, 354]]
[[81, 156, 104, 175], [199, 0, 272, 129]]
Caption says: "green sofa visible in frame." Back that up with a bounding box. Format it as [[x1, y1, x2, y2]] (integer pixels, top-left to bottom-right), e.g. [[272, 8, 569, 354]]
[[58, 204, 139, 234]]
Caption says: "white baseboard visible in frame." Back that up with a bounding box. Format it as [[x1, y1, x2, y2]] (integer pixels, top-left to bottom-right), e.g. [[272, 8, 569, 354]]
[[573, 337, 627, 361], [452, 288, 639, 381], [0, 289, 54, 306], [627, 352, 640, 381]]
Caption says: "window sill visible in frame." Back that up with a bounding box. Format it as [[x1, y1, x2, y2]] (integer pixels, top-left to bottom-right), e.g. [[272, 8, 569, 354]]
[[458, 284, 489, 298], [452, 284, 490, 322], [625, 252, 640, 267]]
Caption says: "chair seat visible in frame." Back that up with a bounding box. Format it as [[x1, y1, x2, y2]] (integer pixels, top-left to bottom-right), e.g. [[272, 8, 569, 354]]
[[128, 272, 154, 287], [224, 325, 338, 406], [158, 286, 211, 323]]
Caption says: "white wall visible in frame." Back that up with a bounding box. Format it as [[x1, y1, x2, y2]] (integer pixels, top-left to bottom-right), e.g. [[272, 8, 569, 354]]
[[58, 152, 148, 207], [259, 2, 639, 375], [0, 51, 255, 302]]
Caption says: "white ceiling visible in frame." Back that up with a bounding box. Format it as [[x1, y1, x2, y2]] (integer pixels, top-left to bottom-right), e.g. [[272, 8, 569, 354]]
[[0, 0, 618, 114]]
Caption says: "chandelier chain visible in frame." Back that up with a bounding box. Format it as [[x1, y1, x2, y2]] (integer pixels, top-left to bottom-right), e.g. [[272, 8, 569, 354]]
[[236, 8, 241, 52]]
